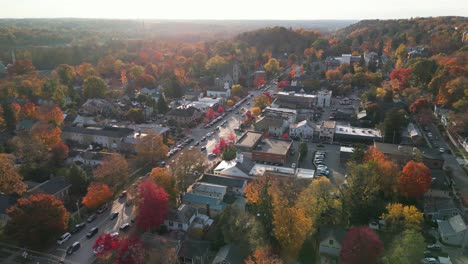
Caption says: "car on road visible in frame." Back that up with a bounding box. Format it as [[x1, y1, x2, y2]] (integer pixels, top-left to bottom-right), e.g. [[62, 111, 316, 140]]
[[97, 204, 108, 214], [428, 132, 433, 138], [422, 257, 437, 264], [189, 146, 194, 150], [57, 232, 71, 245], [426, 244, 441, 250], [208, 153, 217, 158], [86, 227, 99, 238], [194, 141, 200, 146], [110, 232, 119, 238], [200, 146, 206, 151], [201, 136, 206, 141], [87, 214, 97, 223], [439, 148, 445, 153], [70, 222, 86, 234], [120, 223, 131, 231], [119, 191, 127, 198], [66, 242, 81, 255], [160, 161, 166, 167], [291, 163, 296, 169], [110, 212, 119, 220]]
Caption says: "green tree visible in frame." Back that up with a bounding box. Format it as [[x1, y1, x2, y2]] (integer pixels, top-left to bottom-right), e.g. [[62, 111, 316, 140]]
[[382, 229, 425, 264], [83, 76, 107, 99], [125, 108, 145, 123], [407, 58, 437, 87], [157, 95, 169, 114], [395, 44, 407, 62], [53, 64, 76, 87], [65, 164, 89, 196], [298, 142, 307, 161], [382, 109, 407, 143], [221, 145, 237, 161]]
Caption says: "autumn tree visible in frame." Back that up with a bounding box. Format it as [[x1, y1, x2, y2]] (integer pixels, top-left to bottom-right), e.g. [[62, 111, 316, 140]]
[[205, 55, 228, 76], [390, 68, 412, 90], [83, 76, 108, 99], [82, 182, 113, 209], [38, 104, 64, 127], [398, 161, 432, 198], [381, 203, 423, 233], [50, 141, 69, 166], [382, 229, 425, 264], [0, 154, 27, 194], [408, 58, 437, 87], [115, 237, 146, 264], [136, 181, 169, 232], [253, 94, 271, 110], [364, 146, 400, 196], [6, 194, 70, 249], [244, 174, 275, 237], [93, 233, 120, 258], [134, 132, 169, 164], [264, 58, 281, 75], [325, 69, 343, 81], [205, 107, 218, 120], [7, 59, 35, 76], [21, 102, 37, 120], [125, 108, 145, 124], [254, 75, 266, 88], [75, 63, 97, 82], [93, 154, 128, 189], [231, 84, 243, 97], [245, 247, 283, 264], [339, 227, 383, 264], [53, 64, 76, 87], [409, 98, 430, 114], [150, 167, 176, 201], [31, 122, 62, 147], [170, 148, 206, 192], [251, 107, 262, 116]]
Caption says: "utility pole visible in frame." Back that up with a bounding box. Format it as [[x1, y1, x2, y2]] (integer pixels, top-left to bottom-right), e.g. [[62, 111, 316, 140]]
[[76, 200, 81, 220]]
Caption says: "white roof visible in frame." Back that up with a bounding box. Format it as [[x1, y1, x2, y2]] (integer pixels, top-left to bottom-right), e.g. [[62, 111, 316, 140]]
[[295, 168, 315, 179], [265, 107, 297, 114], [249, 164, 295, 177], [276, 92, 317, 98], [335, 125, 382, 138], [340, 146, 355, 153]]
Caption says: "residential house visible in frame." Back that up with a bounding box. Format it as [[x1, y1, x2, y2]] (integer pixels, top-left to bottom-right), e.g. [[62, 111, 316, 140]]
[[184, 90, 203, 101], [72, 115, 97, 126], [424, 198, 462, 221], [317, 90, 332, 107], [188, 183, 227, 200], [363, 52, 379, 67], [27, 177, 71, 202], [166, 107, 203, 126], [61, 125, 136, 150], [263, 107, 297, 124], [182, 192, 226, 217], [177, 239, 212, 264], [79, 99, 118, 116], [71, 150, 116, 166], [289, 120, 314, 138], [374, 142, 445, 169], [438, 215, 468, 246], [213, 154, 255, 180], [254, 116, 288, 136], [139, 87, 162, 102], [207, 81, 231, 98], [319, 121, 336, 143], [197, 174, 247, 195], [164, 204, 198, 232], [404, 122, 423, 143], [211, 244, 244, 264], [318, 228, 346, 264], [126, 123, 170, 137]]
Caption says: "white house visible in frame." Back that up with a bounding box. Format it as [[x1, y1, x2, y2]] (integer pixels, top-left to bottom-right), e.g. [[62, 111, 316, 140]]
[[289, 120, 315, 138], [213, 154, 255, 180], [207, 81, 231, 98], [317, 90, 332, 107], [164, 204, 198, 232]]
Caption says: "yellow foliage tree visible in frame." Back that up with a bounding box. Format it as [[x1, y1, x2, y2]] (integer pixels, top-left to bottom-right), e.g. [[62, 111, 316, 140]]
[[226, 99, 234, 106], [381, 203, 423, 233], [251, 107, 262, 116], [135, 132, 169, 163], [150, 167, 176, 201], [93, 154, 128, 189], [0, 154, 27, 194]]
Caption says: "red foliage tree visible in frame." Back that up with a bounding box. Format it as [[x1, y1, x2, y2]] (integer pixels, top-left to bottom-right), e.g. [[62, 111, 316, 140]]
[[50, 141, 69, 166], [205, 108, 218, 120], [136, 181, 169, 232], [390, 68, 412, 90], [115, 237, 146, 264], [282, 133, 289, 139], [227, 133, 236, 144], [7, 59, 36, 76], [409, 98, 430, 114], [217, 106, 224, 113], [264, 131, 270, 138], [262, 92, 273, 103], [278, 80, 289, 87], [93, 233, 120, 257], [339, 227, 383, 264], [254, 75, 266, 88], [398, 161, 432, 198], [212, 146, 221, 155], [219, 138, 228, 150]]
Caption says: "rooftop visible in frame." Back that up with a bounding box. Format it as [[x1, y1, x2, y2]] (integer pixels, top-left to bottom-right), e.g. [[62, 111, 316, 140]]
[[322, 121, 336, 129], [198, 174, 246, 189], [374, 142, 443, 160], [235, 131, 263, 148], [166, 204, 197, 224], [335, 125, 382, 138], [276, 91, 317, 98], [249, 164, 295, 177], [182, 192, 226, 211], [256, 116, 284, 128], [62, 125, 135, 138], [27, 177, 71, 196], [439, 215, 467, 236], [254, 138, 293, 156], [167, 107, 201, 117], [295, 168, 315, 179]]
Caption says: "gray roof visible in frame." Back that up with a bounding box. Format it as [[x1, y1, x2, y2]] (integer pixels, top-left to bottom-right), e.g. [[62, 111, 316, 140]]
[[27, 177, 71, 196], [166, 204, 197, 224], [0, 194, 18, 215], [375, 142, 443, 161], [177, 239, 212, 260], [183, 193, 225, 211], [212, 244, 244, 264], [439, 215, 467, 236], [235, 157, 255, 175], [62, 126, 134, 138], [256, 116, 284, 129], [318, 228, 347, 257], [198, 174, 246, 189], [255, 138, 293, 156], [166, 107, 201, 118]]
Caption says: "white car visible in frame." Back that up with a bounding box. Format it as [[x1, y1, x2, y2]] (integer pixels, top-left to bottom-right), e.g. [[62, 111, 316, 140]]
[[291, 163, 296, 169], [57, 232, 71, 245], [439, 148, 445, 153], [422, 257, 437, 264]]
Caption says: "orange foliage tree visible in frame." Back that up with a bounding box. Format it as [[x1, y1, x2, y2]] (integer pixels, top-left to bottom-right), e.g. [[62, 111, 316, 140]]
[[22, 102, 37, 120], [31, 123, 62, 147], [150, 167, 176, 201], [82, 182, 113, 209], [0, 154, 27, 194], [364, 146, 400, 196], [38, 104, 64, 127], [6, 193, 69, 249], [398, 161, 432, 198], [93, 154, 128, 189], [245, 247, 283, 264]]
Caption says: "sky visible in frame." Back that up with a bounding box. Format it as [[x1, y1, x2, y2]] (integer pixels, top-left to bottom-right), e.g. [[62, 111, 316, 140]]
[[1, 0, 467, 20]]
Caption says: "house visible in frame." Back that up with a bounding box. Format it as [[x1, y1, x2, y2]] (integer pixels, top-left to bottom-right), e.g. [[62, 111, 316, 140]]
[[424, 198, 462, 221], [61, 126, 135, 150], [197, 174, 247, 195], [317, 90, 332, 107], [126, 123, 170, 137], [251, 138, 293, 165], [363, 52, 379, 67], [139, 87, 162, 102], [177, 239, 212, 264], [164, 204, 198, 232], [71, 150, 116, 166], [438, 215, 468, 246], [319, 121, 336, 143], [72, 115, 97, 126], [263, 107, 297, 124], [79, 99, 118, 116], [207, 81, 231, 98], [274, 92, 317, 109], [254, 116, 288, 136], [374, 142, 445, 169], [290, 120, 314, 138], [404, 122, 423, 143], [182, 192, 226, 217], [27, 177, 71, 202], [318, 228, 347, 264], [213, 154, 255, 180], [166, 107, 203, 126], [184, 90, 203, 101], [188, 183, 227, 200], [334, 124, 382, 144], [211, 244, 244, 264]]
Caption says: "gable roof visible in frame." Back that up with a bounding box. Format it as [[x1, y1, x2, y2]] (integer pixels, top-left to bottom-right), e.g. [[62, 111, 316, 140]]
[[166, 204, 197, 224], [439, 214, 467, 236]]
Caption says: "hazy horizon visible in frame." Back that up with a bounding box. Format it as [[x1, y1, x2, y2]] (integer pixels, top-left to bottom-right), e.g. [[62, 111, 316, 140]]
[[2, 0, 467, 20]]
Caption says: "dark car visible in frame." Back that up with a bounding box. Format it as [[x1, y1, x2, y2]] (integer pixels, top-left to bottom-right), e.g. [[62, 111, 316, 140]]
[[119, 191, 127, 199], [97, 204, 108, 214], [86, 227, 99, 238], [200, 146, 206, 151], [66, 242, 81, 255], [110, 212, 119, 220], [201, 136, 206, 141], [194, 141, 200, 146], [119, 223, 131, 231], [70, 222, 86, 234], [87, 214, 97, 223]]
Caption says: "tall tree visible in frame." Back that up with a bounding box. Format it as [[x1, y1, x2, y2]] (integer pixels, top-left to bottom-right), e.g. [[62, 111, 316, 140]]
[[7, 59, 35, 76], [50, 141, 69, 166], [205, 55, 228, 76], [364, 146, 400, 196], [170, 149, 206, 192], [245, 247, 283, 264], [31, 123, 62, 148], [6, 194, 70, 249], [244, 174, 275, 237], [38, 104, 64, 127], [53, 64, 76, 87], [264, 58, 281, 75], [66, 164, 89, 196], [150, 167, 176, 201], [93, 154, 128, 189], [253, 94, 271, 110], [382, 108, 407, 143], [83, 76, 108, 99], [115, 237, 146, 264], [0, 154, 27, 194], [82, 182, 113, 209], [136, 181, 169, 232], [382, 229, 425, 264], [381, 203, 423, 233], [339, 227, 383, 264], [398, 161, 432, 198], [156, 95, 169, 114], [134, 132, 169, 164]]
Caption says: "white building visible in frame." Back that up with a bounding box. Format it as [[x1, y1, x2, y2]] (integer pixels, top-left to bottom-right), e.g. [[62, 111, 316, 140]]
[[289, 120, 315, 138], [317, 90, 332, 107], [207, 81, 231, 98]]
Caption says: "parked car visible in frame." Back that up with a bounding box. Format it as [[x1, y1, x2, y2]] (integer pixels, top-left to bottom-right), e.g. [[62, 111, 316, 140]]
[[422, 257, 437, 264], [201, 136, 206, 141], [66, 242, 81, 255], [97, 204, 108, 214], [87, 214, 97, 223], [160, 161, 166, 167], [200, 146, 206, 151], [57, 232, 71, 245], [110, 212, 119, 220], [119, 191, 127, 198], [426, 244, 441, 250], [208, 153, 217, 158], [110, 232, 119, 238], [439, 148, 445, 153], [86, 227, 99, 238], [194, 141, 200, 146], [70, 222, 86, 234], [119, 223, 131, 231]]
